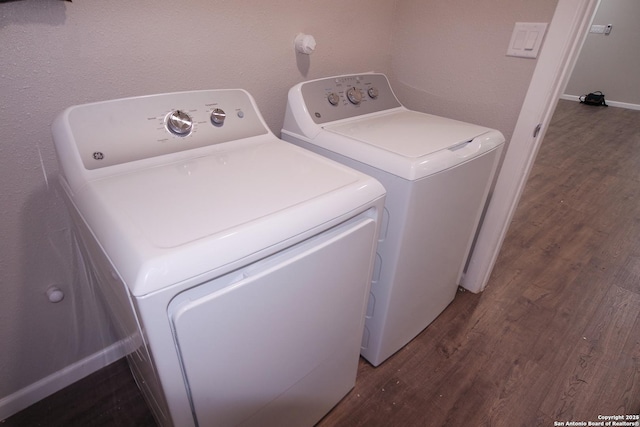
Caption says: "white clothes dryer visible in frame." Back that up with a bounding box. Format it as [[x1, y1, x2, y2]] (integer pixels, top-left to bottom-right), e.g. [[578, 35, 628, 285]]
[[282, 73, 505, 367], [52, 89, 385, 426]]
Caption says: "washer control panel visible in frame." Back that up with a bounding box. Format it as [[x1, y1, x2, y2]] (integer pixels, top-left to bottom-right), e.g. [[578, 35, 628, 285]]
[[61, 89, 268, 170], [300, 73, 401, 125]]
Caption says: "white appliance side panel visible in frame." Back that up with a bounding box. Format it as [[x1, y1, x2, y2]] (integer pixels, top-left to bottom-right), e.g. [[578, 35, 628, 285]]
[[64, 201, 172, 425], [169, 217, 378, 427], [282, 137, 503, 365], [367, 146, 503, 365]]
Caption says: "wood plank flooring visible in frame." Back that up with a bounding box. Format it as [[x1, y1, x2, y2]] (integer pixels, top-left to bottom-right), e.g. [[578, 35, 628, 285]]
[[3, 100, 639, 426]]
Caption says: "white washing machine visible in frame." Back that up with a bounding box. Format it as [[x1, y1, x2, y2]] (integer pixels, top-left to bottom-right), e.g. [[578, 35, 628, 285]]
[[282, 73, 505, 366], [52, 89, 385, 426]]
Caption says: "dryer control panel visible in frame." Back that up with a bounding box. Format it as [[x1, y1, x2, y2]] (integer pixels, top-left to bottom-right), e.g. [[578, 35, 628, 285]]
[[299, 73, 402, 125], [53, 89, 269, 171]]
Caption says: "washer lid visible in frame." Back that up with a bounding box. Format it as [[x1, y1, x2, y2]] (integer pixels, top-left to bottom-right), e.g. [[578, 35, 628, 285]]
[[73, 138, 384, 296], [325, 110, 491, 158], [318, 110, 504, 180]]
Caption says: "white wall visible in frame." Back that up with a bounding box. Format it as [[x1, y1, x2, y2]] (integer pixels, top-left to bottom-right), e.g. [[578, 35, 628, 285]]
[[564, 0, 640, 107], [0, 0, 559, 417]]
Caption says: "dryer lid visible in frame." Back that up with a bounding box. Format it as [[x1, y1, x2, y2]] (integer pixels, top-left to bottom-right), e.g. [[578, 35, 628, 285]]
[[325, 110, 492, 157], [74, 138, 384, 296], [88, 141, 359, 249]]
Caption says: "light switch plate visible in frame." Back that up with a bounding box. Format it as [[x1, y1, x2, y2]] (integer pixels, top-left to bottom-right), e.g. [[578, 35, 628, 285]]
[[506, 22, 548, 59]]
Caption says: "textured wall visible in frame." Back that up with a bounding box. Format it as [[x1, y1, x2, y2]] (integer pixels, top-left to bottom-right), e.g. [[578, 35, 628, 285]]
[[0, 0, 396, 403], [565, 0, 640, 105]]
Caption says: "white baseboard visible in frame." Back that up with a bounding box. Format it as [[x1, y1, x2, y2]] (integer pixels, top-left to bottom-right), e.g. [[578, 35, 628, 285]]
[[561, 94, 640, 111], [0, 340, 128, 421]]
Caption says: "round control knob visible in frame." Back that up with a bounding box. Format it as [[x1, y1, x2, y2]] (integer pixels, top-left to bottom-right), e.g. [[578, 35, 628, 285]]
[[327, 92, 340, 106], [346, 87, 363, 105], [210, 108, 226, 126], [166, 110, 193, 136], [367, 87, 379, 99]]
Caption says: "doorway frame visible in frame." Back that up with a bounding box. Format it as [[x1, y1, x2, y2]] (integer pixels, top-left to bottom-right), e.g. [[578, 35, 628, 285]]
[[462, 0, 601, 293]]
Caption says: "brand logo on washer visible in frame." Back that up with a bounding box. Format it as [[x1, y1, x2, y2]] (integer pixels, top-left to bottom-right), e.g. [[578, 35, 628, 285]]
[[93, 152, 105, 160]]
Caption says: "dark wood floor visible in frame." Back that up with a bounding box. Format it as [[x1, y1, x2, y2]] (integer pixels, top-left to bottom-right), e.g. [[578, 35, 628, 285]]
[[4, 100, 639, 426]]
